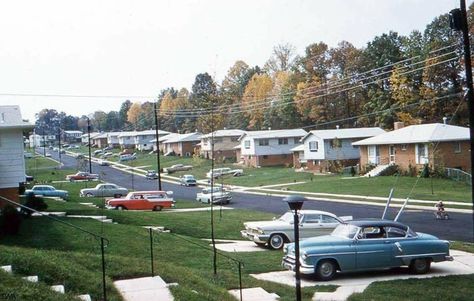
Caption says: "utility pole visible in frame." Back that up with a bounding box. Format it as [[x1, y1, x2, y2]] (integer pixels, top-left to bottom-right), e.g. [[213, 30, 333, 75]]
[[154, 102, 162, 190], [42, 128, 46, 157], [210, 102, 217, 275], [58, 127, 62, 165], [87, 117, 92, 174], [450, 0, 474, 242]]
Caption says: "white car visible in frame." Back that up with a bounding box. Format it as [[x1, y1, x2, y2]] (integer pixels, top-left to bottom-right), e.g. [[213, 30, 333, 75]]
[[241, 210, 352, 249], [206, 167, 243, 178], [196, 186, 232, 205]]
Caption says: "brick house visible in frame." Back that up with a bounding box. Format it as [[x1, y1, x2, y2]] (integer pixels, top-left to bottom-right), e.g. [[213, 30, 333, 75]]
[[200, 129, 245, 161], [238, 129, 307, 167], [91, 132, 108, 148], [352, 123, 470, 172], [0, 106, 34, 204], [295, 127, 385, 173], [161, 132, 201, 157], [134, 129, 170, 151]]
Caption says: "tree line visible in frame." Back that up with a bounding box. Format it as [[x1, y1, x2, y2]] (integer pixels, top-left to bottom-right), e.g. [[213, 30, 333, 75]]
[[35, 5, 473, 135]]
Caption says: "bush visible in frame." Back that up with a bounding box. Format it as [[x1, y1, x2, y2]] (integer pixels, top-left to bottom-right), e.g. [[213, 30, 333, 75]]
[[21, 193, 48, 217], [0, 205, 23, 235], [350, 166, 356, 177], [420, 164, 430, 178], [379, 164, 399, 176]]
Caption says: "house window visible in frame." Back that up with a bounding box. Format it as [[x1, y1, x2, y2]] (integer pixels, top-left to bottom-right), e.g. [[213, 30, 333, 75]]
[[454, 142, 461, 153], [259, 139, 269, 146], [278, 138, 288, 145], [244, 140, 250, 149], [401, 144, 407, 151], [263, 155, 268, 159], [309, 141, 319, 152], [294, 138, 300, 144], [416, 143, 429, 164]]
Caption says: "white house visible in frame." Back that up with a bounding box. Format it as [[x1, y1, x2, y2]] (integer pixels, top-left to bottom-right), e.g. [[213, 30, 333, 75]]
[[200, 129, 245, 160], [117, 131, 138, 149], [28, 133, 56, 148], [161, 132, 202, 156], [63, 130, 83, 143], [107, 132, 122, 147], [0, 106, 34, 203], [81, 132, 101, 144], [296, 127, 385, 172], [134, 130, 170, 151], [238, 129, 307, 167]]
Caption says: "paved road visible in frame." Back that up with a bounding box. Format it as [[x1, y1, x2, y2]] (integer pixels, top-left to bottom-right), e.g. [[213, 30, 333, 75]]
[[40, 149, 474, 242]]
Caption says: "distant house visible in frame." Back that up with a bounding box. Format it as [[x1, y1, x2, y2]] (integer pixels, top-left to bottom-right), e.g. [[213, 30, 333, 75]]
[[107, 132, 122, 148], [150, 133, 179, 153], [0, 106, 34, 204], [238, 129, 307, 167], [200, 129, 245, 161], [161, 132, 202, 156], [134, 130, 170, 151], [63, 130, 83, 143], [352, 123, 471, 172], [117, 131, 138, 149], [81, 132, 101, 145], [29, 134, 56, 148], [296, 127, 385, 173], [91, 132, 108, 149]]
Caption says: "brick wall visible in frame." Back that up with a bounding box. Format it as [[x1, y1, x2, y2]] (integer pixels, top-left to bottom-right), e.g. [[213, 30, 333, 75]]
[[243, 154, 293, 167], [0, 187, 19, 208]]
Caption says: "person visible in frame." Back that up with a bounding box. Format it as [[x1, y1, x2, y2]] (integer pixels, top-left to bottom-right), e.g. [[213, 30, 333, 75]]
[[435, 200, 446, 218]]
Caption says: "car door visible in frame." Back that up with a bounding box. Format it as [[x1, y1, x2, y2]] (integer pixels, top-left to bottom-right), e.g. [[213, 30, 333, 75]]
[[355, 226, 392, 269], [299, 214, 324, 238]]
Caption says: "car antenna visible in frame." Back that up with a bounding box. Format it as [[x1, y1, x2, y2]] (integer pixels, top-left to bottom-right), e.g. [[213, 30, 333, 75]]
[[381, 188, 394, 220], [394, 197, 409, 221]]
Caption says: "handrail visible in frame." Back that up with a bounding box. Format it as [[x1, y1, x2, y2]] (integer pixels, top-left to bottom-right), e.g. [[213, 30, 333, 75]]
[[0, 195, 109, 301]]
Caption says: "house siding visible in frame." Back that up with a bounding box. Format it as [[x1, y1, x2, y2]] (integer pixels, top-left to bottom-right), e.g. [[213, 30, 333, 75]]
[[243, 154, 293, 167]]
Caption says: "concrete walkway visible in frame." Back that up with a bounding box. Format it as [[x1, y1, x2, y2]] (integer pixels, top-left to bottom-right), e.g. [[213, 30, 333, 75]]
[[228, 287, 280, 301], [206, 239, 267, 252], [114, 276, 174, 301], [251, 250, 474, 301]]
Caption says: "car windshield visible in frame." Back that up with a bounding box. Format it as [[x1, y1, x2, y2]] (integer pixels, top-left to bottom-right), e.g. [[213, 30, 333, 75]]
[[278, 212, 294, 223], [331, 223, 360, 239]]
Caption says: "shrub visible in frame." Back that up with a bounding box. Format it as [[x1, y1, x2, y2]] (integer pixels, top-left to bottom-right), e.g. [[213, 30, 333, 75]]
[[21, 193, 48, 217], [0, 205, 23, 235], [420, 164, 430, 178], [379, 164, 399, 176], [350, 166, 356, 177]]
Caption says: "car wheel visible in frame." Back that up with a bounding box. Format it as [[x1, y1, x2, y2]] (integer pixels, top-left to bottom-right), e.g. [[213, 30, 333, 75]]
[[153, 205, 162, 211], [86, 193, 93, 197], [315, 260, 338, 281], [117, 205, 126, 211], [269, 234, 285, 250], [409, 258, 431, 274]]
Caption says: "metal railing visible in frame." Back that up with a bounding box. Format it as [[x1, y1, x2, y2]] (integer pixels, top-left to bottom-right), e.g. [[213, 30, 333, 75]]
[[445, 168, 472, 185], [0, 196, 110, 301], [148, 228, 244, 301]]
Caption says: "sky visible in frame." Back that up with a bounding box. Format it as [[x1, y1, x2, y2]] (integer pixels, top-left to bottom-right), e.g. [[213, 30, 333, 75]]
[[0, 0, 469, 122]]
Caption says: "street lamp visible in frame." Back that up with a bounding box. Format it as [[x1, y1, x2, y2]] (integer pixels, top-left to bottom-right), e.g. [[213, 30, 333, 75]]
[[284, 195, 305, 301]]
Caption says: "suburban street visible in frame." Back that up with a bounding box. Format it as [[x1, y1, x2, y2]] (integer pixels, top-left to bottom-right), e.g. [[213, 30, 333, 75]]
[[42, 149, 474, 242]]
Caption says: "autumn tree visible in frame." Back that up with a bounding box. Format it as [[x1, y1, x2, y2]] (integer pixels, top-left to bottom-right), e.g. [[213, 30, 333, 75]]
[[127, 102, 143, 129], [242, 73, 273, 129]]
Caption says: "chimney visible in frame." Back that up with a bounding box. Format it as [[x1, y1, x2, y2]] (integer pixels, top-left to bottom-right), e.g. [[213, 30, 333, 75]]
[[442, 117, 448, 124], [394, 122, 404, 130]]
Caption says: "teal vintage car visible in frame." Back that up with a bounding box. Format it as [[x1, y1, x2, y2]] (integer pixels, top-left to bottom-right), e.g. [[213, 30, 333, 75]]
[[282, 219, 453, 281], [25, 185, 69, 200]]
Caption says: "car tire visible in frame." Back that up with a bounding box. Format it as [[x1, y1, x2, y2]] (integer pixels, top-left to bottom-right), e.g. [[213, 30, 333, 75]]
[[409, 258, 431, 274], [315, 260, 338, 281], [117, 205, 126, 211], [86, 193, 94, 197], [269, 234, 285, 250], [153, 205, 162, 211]]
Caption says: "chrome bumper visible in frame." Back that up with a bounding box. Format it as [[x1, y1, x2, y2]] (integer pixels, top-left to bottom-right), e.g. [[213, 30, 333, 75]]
[[445, 255, 454, 261], [281, 255, 315, 274], [240, 230, 269, 244]]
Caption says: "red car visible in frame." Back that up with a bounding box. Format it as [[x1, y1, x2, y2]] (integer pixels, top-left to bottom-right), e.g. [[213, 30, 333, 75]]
[[106, 191, 175, 211], [66, 172, 99, 182]]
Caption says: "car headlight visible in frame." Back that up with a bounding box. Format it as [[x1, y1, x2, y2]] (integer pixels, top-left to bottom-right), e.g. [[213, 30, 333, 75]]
[[301, 252, 308, 261], [255, 228, 264, 234]]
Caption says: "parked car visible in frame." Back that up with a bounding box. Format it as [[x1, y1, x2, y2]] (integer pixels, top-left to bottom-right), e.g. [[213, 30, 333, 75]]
[[282, 219, 453, 281], [25, 185, 68, 200], [163, 164, 192, 174], [206, 167, 243, 178], [241, 210, 351, 249], [106, 191, 175, 211], [97, 159, 109, 166], [59, 149, 66, 154], [93, 149, 103, 156], [101, 152, 113, 158], [119, 153, 136, 162], [24, 152, 33, 158], [196, 186, 232, 205], [45, 153, 52, 157], [180, 174, 197, 186], [103, 146, 113, 151], [119, 149, 134, 155], [66, 171, 99, 181], [145, 170, 159, 180], [80, 183, 128, 198]]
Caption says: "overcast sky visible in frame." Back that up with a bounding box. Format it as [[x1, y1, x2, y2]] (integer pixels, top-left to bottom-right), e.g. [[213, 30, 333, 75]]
[[0, 0, 469, 122]]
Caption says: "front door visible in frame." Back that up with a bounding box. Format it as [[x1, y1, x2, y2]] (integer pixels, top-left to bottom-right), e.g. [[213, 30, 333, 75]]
[[389, 146, 395, 164], [368, 146, 379, 164]]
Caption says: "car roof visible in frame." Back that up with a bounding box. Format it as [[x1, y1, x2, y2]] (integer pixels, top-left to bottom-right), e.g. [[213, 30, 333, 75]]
[[34, 185, 54, 188], [347, 219, 408, 230], [297, 210, 338, 217]]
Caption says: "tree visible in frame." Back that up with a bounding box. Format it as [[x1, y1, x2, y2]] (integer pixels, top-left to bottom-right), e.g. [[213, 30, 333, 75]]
[[242, 73, 273, 129], [263, 43, 297, 75], [127, 102, 143, 129], [105, 111, 121, 131], [189, 73, 222, 133], [119, 100, 132, 128]]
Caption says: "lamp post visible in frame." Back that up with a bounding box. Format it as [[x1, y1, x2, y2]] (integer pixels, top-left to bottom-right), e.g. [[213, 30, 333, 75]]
[[87, 117, 92, 174], [284, 195, 305, 301]]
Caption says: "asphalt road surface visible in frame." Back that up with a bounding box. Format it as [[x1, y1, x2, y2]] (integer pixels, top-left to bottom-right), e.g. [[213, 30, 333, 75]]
[[38, 149, 474, 242]]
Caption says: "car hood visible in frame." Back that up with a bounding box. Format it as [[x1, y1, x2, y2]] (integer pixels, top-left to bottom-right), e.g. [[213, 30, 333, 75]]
[[244, 220, 290, 231], [285, 235, 349, 252]]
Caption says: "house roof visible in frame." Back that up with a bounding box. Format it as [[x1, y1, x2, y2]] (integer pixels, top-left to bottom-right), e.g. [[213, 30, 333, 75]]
[[290, 144, 305, 152], [82, 132, 101, 139], [162, 132, 202, 143], [302, 127, 385, 142], [353, 123, 470, 146], [201, 129, 246, 139], [118, 129, 170, 138], [0, 106, 34, 130], [150, 132, 178, 143], [64, 130, 83, 134], [239, 129, 307, 141], [92, 132, 108, 139]]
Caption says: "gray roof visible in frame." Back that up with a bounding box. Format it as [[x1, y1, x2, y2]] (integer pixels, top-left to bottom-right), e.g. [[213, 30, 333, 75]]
[[201, 129, 246, 139], [64, 130, 83, 134], [239, 128, 307, 141], [290, 144, 305, 152], [353, 123, 469, 146], [118, 129, 170, 138], [302, 127, 385, 142], [93, 132, 108, 139], [163, 132, 202, 143], [0, 106, 34, 130]]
